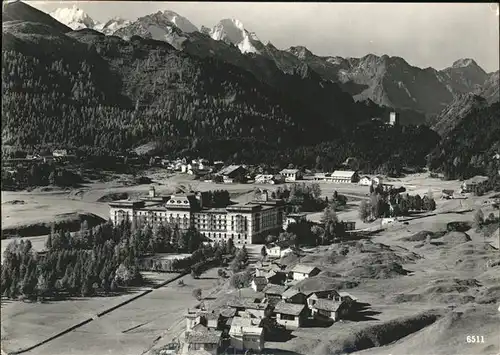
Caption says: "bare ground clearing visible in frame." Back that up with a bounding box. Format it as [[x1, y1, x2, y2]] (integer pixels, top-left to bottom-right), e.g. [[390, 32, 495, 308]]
[[0, 269, 223, 355]]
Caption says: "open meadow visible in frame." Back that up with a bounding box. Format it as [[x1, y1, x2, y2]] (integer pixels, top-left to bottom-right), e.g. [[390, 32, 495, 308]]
[[1, 269, 225, 355]]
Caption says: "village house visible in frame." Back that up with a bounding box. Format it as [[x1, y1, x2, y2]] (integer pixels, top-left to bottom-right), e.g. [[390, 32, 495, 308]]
[[52, 149, 68, 157], [310, 299, 349, 322], [306, 290, 341, 309], [255, 174, 283, 185], [254, 261, 282, 276], [330, 170, 360, 184], [441, 189, 455, 199], [185, 309, 221, 332], [185, 325, 222, 355], [312, 172, 329, 182], [342, 221, 356, 231], [263, 284, 288, 303], [289, 264, 321, 281], [263, 270, 287, 285], [273, 301, 308, 329], [281, 289, 308, 305], [251, 276, 268, 292], [279, 168, 302, 182], [218, 165, 248, 184], [186, 309, 202, 332], [461, 176, 489, 194], [359, 176, 372, 186], [265, 244, 293, 259], [213, 160, 224, 170], [181, 163, 193, 174], [255, 174, 275, 184], [282, 212, 308, 231], [200, 312, 220, 330], [228, 298, 270, 319], [312, 171, 359, 183], [379, 183, 394, 192], [217, 307, 237, 331], [255, 261, 287, 284], [192, 158, 210, 170], [228, 316, 265, 352], [372, 176, 383, 186]]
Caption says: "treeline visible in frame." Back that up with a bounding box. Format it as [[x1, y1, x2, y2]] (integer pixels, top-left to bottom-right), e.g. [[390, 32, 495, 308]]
[[1, 223, 143, 300], [272, 183, 326, 212], [1, 162, 83, 190], [202, 190, 231, 208], [1, 35, 306, 153], [138, 240, 237, 274], [0, 219, 216, 300], [359, 191, 437, 222]]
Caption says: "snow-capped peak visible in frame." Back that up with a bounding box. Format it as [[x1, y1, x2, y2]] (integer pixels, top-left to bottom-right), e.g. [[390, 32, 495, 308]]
[[111, 10, 197, 50], [94, 17, 132, 35], [155, 10, 198, 33], [50, 5, 95, 30], [210, 18, 261, 54], [451, 58, 479, 69]]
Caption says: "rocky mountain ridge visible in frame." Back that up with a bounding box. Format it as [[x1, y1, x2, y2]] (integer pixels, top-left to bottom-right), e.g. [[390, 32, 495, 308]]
[[43, 4, 497, 117]]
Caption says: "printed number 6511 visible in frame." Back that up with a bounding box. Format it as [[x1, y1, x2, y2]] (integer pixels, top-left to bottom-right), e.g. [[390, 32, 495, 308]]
[[466, 336, 485, 343]]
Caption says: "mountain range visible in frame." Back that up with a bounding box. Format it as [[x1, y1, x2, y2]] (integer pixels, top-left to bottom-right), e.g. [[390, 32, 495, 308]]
[[1, 0, 499, 175], [41, 4, 499, 117]]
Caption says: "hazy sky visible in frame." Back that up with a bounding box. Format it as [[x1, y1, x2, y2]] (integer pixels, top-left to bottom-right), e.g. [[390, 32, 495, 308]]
[[27, 1, 500, 72]]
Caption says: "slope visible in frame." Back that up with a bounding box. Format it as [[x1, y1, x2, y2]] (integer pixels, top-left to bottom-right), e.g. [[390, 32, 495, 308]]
[[284, 49, 489, 117], [477, 70, 500, 104], [112, 13, 380, 129], [2, 0, 71, 33], [94, 18, 132, 35], [180, 32, 375, 130], [2, 2, 442, 171], [428, 101, 500, 179], [2, 20, 319, 159], [209, 18, 263, 54], [50, 5, 96, 31], [431, 93, 489, 137]]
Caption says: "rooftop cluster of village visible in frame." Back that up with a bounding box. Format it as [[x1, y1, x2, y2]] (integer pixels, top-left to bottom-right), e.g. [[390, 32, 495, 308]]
[[178, 260, 357, 355]]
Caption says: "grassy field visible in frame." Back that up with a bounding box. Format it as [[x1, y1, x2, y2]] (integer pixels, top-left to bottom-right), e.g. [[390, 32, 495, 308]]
[[0, 269, 225, 355], [1, 170, 499, 355]]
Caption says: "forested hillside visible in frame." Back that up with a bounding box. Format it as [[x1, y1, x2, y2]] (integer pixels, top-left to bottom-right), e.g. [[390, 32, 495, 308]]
[[428, 102, 500, 180], [2, 25, 316, 156], [1, 3, 460, 172]]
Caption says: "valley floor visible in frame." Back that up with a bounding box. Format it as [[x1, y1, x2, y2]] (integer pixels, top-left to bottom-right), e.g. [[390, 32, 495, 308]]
[[1, 170, 499, 355]]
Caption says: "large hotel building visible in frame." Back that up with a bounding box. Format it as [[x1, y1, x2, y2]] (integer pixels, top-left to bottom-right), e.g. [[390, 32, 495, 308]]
[[109, 187, 285, 245]]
